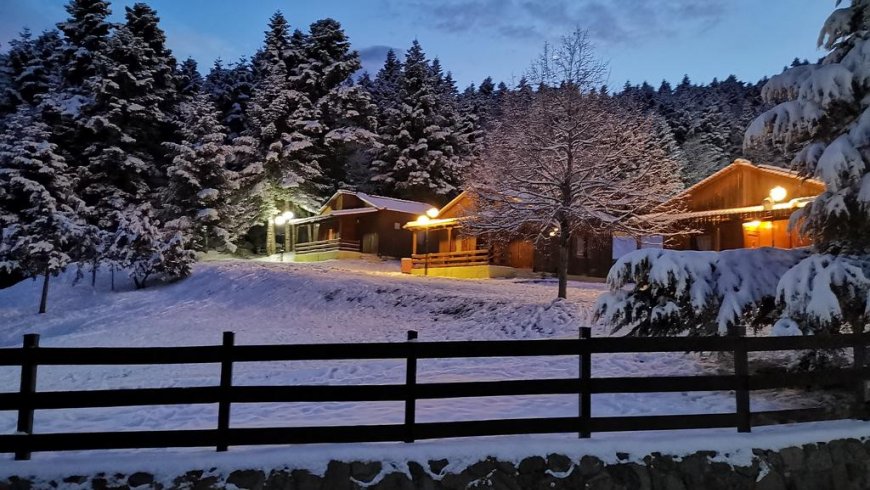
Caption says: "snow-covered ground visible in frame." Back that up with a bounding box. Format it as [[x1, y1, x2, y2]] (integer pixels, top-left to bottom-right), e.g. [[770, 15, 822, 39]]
[[0, 259, 833, 463]]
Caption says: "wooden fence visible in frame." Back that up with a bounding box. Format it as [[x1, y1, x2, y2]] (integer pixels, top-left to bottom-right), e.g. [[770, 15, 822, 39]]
[[0, 328, 867, 460], [411, 249, 490, 269], [294, 238, 360, 255]]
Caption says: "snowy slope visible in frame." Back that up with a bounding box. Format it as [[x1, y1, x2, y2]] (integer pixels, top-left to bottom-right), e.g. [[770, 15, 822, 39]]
[[0, 260, 827, 458]]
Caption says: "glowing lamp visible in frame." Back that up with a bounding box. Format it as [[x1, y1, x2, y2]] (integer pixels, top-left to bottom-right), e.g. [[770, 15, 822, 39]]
[[426, 208, 439, 219], [417, 215, 431, 225], [769, 186, 787, 203], [742, 220, 762, 229], [273, 210, 294, 226]]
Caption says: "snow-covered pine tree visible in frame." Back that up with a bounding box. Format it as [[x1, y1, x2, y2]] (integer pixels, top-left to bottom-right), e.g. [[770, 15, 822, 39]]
[[56, 0, 111, 89], [370, 49, 402, 113], [204, 58, 254, 139], [0, 108, 89, 313], [285, 18, 376, 205], [371, 40, 466, 202], [743, 0, 870, 335], [1, 29, 63, 111], [178, 57, 203, 97], [163, 94, 237, 252]]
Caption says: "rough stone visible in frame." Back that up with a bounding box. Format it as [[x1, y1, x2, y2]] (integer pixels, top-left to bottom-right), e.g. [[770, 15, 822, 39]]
[[407, 462, 437, 490], [127, 473, 154, 488], [578, 455, 604, 477], [290, 470, 322, 490], [780, 446, 805, 472], [264, 469, 294, 490], [755, 470, 787, 490], [427, 459, 449, 476], [321, 461, 352, 490], [226, 470, 266, 490], [369, 472, 413, 490], [350, 461, 382, 484]]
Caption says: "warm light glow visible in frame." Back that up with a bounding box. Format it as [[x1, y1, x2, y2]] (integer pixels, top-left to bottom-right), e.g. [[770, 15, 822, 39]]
[[426, 208, 439, 219], [769, 186, 787, 203], [273, 210, 295, 226], [417, 215, 431, 224], [742, 220, 762, 229]]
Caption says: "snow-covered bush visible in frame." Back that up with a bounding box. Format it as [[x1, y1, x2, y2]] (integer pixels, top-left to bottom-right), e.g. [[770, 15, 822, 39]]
[[596, 248, 810, 336]]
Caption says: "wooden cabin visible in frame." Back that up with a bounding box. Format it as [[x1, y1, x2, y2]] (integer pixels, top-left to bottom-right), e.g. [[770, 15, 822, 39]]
[[290, 191, 434, 261], [660, 159, 825, 251], [402, 191, 613, 278]]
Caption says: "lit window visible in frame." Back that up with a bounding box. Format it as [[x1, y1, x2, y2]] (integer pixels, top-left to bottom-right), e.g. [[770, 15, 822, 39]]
[[575, 236, 587, 258]]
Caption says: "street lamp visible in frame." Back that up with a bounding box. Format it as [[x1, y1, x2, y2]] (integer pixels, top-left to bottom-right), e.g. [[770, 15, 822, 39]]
[[426, 207, 439, 219]]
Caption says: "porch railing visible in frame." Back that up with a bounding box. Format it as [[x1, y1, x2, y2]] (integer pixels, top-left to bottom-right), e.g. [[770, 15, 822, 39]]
[[295, 239, 360, 255], [411, 249, 490, 269]]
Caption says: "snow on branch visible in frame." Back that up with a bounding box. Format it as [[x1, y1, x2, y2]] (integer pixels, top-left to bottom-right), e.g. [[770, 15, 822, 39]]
[[596, 248, 811, 336]]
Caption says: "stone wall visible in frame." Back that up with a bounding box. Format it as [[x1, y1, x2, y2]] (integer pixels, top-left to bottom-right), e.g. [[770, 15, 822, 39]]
[[3, 438, 870, 490]]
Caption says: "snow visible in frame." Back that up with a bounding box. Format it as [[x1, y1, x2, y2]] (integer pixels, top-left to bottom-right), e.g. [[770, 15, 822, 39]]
[[354, 192, 433, 214], [0, 260, 831, 466]]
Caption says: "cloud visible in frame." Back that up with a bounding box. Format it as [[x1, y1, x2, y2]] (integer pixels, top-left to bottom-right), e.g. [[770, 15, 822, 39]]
[[386, 0, 730, 46]]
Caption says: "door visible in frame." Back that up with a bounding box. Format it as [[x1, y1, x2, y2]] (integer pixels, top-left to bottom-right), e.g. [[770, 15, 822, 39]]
[[362, 233, 379, 254]]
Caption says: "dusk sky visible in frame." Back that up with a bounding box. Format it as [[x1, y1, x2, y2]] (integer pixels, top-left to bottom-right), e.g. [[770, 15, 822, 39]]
[[1, 0, 834, 89]]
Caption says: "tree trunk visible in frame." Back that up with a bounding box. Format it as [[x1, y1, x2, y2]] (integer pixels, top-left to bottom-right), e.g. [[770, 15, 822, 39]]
[[39, 267, 50, 314], [110, 265, 115, 292], [91, 259, 98, 287], [558, 230, 570, 299]]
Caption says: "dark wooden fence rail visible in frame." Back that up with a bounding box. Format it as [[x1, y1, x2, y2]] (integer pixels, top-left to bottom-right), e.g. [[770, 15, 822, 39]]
[[1, 329, 868, 460]]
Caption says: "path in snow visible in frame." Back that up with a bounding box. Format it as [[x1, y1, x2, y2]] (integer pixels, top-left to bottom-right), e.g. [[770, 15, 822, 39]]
[[0, 259, 822, 440]]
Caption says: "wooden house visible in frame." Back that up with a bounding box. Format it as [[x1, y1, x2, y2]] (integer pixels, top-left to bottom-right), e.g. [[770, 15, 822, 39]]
[[289, 190, 435, 261], [402, 191, 613, 278], [659, 159, 825, 251]]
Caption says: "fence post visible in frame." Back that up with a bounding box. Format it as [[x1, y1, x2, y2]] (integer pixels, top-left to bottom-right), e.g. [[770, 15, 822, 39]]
[[729, 326, 751, 433], [217, 331, 234, 452], [404, 330, 418, 443], [579, 327, 591, 438], [853, 328, 867, 419], [15, 333, 40, 461]]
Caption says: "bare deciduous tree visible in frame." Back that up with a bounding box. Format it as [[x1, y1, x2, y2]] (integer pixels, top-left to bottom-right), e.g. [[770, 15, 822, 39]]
[[466, 29, 684, 299]]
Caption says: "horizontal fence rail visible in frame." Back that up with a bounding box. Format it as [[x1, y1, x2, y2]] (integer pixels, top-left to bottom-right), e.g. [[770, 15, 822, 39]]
[[411, 249, 490, 269], [294, 238, 360, 255], [1, 329, 868, 459]]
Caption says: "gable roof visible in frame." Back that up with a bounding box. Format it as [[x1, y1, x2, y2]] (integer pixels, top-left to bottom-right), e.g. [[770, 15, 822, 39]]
[[670, 159, 823, 203], [318, 190, 433, 216]]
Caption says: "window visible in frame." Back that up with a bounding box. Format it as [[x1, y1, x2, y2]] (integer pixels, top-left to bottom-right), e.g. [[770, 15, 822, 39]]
[[394, 222, 401, 230], [695, 234, 713, 251]]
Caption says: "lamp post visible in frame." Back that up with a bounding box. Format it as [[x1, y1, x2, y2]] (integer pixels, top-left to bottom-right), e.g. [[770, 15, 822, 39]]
[[419, 208, 439, 276], [273, 211, 295, 262]]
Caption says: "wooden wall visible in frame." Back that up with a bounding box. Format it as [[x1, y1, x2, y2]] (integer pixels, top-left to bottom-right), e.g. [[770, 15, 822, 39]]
[[686, 165, 824, 212]]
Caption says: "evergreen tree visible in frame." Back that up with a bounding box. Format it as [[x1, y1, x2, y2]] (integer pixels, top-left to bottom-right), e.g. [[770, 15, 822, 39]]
[[286, 18, 376, 205], [56, 0, 112, 88], [0, 108, 88, 312], [204, 58, 254, 139], [1, 29, 63, 111], [371, 40, 468, 201], [178, 57, 203, 97], [163, 94, 237, 252]]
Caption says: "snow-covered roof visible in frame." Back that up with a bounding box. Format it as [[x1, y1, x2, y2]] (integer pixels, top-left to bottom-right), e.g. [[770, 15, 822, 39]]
[[317, 190, 432, 216], [290, 207, 378, 225]]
